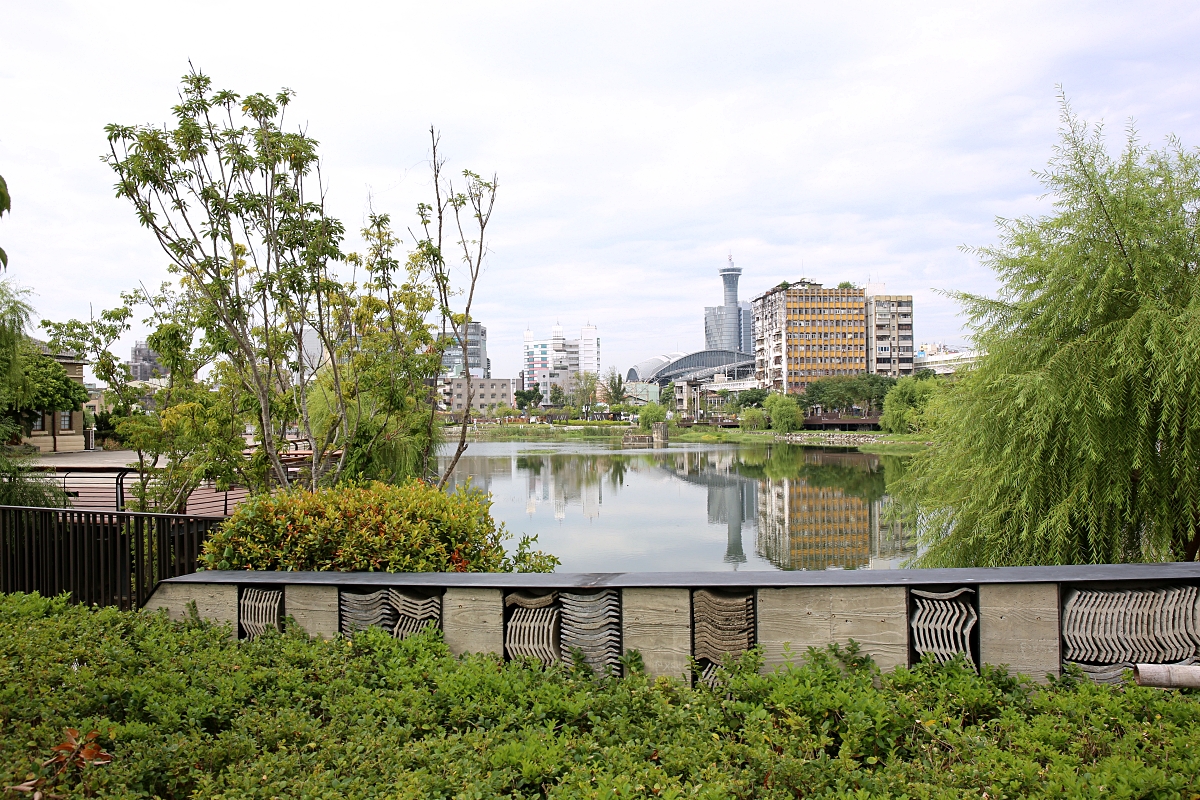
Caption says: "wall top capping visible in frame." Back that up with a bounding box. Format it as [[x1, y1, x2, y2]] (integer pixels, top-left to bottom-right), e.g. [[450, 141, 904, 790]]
[[167, 563, 1200, 590]]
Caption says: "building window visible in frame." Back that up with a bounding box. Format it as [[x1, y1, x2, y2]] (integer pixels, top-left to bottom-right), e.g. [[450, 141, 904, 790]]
[[60, 411, 72, 431], [30, 414, 44, 432]]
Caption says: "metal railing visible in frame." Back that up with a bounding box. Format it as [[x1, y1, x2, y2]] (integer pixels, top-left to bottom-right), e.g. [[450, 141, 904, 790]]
[[25, 466, 249, 515], [0, 506, 224, 610]]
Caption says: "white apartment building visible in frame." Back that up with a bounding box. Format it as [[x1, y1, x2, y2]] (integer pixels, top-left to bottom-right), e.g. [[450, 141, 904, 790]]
[[865, 293, 915, 378], [580, 324, 601, 374], [522, 323, 600, 402]]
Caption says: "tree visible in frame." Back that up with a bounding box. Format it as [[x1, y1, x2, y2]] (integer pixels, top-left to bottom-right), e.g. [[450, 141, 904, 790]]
[[601, 367, 626, 406], [739, 408, 766, 431], [0, 174, 9, 270], [101, 69, 351, 489], [897, 100, 1200, 566], [765, 394, 800, 432], [46, 286, 252, 510], [414, 132, 498, 488], [638, 401, 666, 430], [570, 371, 598, 418], [548, 384, 567, 407], [879, 375, 940, 433], [97, 69, 486, 495], [514, 388, 542, 412], [15, 346, 89, 453], [853, 373, 896, 415], [736, 387, 769, 408], [837, 281, 859, 289], [0, 283, 68, 506]]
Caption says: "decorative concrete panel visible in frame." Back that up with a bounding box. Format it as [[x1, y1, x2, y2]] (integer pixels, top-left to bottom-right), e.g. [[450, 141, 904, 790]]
[[143, 582, 237, 631], [1061, 586, 1199, 683], [390, 590, 441, 639], [285, 584, 339, 639], [757, 587, 906, 672], [505, 591, 560, 665], [622, 588, 690, 680], [910, 588, 977, 666], [443, 588, 503, 656], [692, 589, 754, 664], [560, 590, 621, 675], [979, 583, 1059, 683], [239, 587, 282, 640], [340, 590, 397, 634]]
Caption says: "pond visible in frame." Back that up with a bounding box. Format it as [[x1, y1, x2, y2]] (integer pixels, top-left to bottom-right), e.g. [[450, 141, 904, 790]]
[[438, 441, 913, 572]]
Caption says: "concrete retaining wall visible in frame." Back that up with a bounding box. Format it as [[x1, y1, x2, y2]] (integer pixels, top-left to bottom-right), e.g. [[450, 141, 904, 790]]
[[142, 564, 1200, 683]]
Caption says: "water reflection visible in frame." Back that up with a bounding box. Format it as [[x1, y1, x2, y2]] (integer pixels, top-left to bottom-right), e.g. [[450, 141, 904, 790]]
[[439, 442, 912, 572]]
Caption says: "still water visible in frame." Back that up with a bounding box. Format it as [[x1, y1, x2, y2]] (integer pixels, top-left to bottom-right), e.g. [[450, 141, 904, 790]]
[[437, 441, 913, 572]]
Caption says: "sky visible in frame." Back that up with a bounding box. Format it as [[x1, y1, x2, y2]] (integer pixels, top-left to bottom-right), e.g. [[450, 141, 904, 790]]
[[2, 1, 1200, 381]]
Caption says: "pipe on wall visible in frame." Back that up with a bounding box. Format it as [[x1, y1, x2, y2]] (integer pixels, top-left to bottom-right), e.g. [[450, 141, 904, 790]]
[[1133, 664, 1200, 688]]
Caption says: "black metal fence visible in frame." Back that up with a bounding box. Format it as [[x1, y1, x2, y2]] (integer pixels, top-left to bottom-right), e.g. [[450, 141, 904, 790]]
[[0, 506, 224, 610]]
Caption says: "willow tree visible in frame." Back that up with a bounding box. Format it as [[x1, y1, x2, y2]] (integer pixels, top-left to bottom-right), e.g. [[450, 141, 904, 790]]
[[900, 103, 1200, 566]]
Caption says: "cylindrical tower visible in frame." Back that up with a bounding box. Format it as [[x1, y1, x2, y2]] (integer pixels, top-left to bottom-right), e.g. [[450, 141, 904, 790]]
[[719, 262, 742, 351]]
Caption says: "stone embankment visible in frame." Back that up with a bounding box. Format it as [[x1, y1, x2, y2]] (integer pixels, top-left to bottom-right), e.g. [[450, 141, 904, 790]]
[[780, 432, 890, 446]]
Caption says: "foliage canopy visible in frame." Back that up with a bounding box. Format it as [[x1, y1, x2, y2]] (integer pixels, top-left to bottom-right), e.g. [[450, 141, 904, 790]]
[[899, 102, 1200, 565], [879, 375, 941, 433]]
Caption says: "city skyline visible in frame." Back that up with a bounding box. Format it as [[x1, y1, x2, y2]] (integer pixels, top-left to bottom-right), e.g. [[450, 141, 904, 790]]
[[4, 3, 1200, 383]]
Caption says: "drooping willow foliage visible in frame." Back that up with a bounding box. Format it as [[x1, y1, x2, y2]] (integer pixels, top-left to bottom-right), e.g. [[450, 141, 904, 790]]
[[900, 101, 1200, 566]]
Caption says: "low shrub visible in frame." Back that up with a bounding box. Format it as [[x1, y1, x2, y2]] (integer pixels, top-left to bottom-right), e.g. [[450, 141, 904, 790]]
[[2, 594, 1199, 798], [201, 480, 558, 573]]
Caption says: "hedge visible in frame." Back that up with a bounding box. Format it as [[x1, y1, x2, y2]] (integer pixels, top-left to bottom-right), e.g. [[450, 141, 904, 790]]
[[201, 480, 558, 573], [2, 593, 1199, 798]]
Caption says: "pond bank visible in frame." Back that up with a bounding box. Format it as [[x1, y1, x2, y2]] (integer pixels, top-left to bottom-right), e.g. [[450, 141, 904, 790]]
[[461, 423, 928, 453]]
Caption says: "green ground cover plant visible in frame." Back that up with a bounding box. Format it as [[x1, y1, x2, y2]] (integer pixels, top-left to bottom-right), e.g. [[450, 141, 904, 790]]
[[2, 593, 1199, 799], [201, 480, 558, 573]]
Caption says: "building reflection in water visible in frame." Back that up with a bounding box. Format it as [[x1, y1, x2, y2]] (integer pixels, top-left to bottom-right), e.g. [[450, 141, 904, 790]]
[[439, 444, 912, 571]]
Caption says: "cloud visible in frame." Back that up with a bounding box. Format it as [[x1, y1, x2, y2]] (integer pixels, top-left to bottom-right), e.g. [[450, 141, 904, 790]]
[[2, 1, 1199, 378]]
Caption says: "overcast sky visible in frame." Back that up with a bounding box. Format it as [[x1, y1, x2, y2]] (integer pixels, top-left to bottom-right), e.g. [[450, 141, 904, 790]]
[[3, 1, 1200, 381]]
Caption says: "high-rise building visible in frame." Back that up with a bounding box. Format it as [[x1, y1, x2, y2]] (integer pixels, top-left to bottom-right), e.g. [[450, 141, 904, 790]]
[[739, 301, 753, 354], [865, 293, 915, 378], [579, 324, 601, 374], [522, 323, 599, 401], [752, 281, 868, 394], [128, 341, 167, 382], [440, 321, 489, 378], [704, 257, 753, 354]]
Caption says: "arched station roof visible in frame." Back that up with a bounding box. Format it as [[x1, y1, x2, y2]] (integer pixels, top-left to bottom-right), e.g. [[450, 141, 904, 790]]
[[628, 349, 754, 385]]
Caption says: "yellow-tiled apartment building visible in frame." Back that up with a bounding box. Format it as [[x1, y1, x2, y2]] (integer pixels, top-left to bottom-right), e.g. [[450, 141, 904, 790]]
[[751, 281, 868, 394]]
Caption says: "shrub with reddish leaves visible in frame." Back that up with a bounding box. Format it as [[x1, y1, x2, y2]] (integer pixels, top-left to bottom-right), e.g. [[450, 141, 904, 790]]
[[201, 480, 557, 573]]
